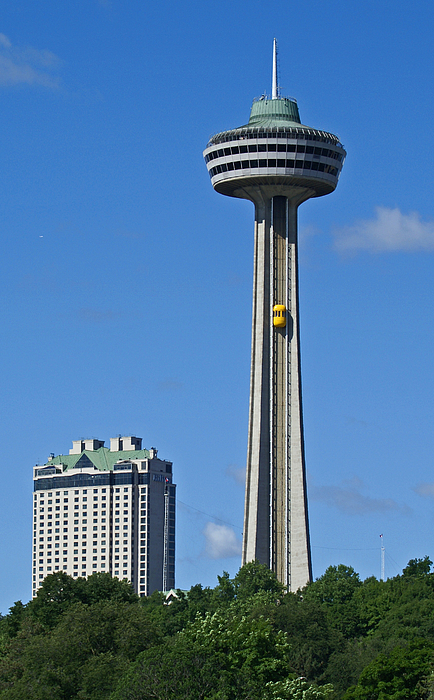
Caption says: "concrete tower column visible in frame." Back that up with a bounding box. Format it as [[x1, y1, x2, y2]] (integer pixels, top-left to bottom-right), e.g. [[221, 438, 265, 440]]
[[204, 42, 345, 591], [242, 188, 312, 590]]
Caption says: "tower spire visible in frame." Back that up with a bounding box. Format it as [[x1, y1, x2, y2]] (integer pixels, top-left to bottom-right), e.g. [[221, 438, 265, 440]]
[[272, 38, 278, 99]]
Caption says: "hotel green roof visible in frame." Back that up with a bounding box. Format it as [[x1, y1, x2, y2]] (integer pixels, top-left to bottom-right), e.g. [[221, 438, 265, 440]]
[[44, 446, 151, 472]]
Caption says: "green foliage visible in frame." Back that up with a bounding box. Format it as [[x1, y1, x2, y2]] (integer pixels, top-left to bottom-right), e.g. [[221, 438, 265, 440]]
[[271, 593, 341, 680], [29, 572, 138, 628], [0, 600, 159, 699], [0, 600, 28, 654], [28, 571, 80, 628], [303, 565, 362, 607], [75, 571, 139, 605], [323, 637, 391, 697], [3, 558, 434, 699], [141, 561, 283, 639], [112, 598, 292, 700], [214, 570, 236, 603], [403, 556, 433, 577], [265, 676, 336, 700], [343, 640, 434, 700], [233, 560, 285, 600], [302, 565, 363, 639]]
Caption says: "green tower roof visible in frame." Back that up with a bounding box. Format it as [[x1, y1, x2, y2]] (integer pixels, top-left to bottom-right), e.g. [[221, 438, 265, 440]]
[[246, 97, 301, 128], [209, 95, 326, 139]]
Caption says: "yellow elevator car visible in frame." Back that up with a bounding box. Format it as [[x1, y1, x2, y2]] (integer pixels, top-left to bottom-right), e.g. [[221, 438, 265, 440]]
[[273, 305, 286, 328]]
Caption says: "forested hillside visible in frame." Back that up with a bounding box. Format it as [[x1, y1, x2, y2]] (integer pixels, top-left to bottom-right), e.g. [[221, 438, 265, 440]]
[[1, 558, 434, 699]]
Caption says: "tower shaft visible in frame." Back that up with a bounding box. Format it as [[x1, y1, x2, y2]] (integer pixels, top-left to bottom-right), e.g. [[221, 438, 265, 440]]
[[204, 46, 345, 590], [242, 190, 311, 590]]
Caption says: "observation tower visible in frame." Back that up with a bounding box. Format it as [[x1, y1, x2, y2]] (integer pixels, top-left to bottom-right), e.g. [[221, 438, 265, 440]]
[[203, 41, 345, 590]]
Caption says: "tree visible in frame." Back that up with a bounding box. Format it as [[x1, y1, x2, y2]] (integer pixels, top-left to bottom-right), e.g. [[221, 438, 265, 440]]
[[343, 640, 434, 700], [265, 677, 336, 700], [112, 599, 293, 700], [303, 566, 361, 607], [233, 561, 284, 601], [75, 571, 138, 605], [302, 565, 363, 638], [0, 600, 160, 700], [28, 571, 80, 628], [0, 601, 27, 645], [403, 557, 433, 577], [271, 593, 340, 680], [213, 570, 236, 604], [28, 572, 138, 629]]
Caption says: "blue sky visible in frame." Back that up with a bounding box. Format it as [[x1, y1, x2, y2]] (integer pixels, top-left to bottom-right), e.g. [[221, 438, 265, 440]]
[[1, 0, 434, 612]]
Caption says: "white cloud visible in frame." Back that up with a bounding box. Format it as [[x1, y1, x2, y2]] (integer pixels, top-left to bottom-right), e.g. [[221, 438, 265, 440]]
[[414, 483, 434, 498], [334, 207, 434, 253], [225, 463, 246, 485], [299, 224, 320, 244], [0, 33, 61, 88], [310, 477, 410, 515], [0, 34, 11, 49], [203, 522, 242, 559]]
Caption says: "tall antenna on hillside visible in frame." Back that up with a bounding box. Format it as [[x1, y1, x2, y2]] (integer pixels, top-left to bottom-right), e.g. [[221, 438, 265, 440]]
[[380, 534, 385, 581]]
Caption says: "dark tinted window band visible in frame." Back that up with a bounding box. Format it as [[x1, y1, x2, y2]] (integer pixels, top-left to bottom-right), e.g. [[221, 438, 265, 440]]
[[34, 471, 151, 491], [209, 162, 338, 177], [205, 146, 343, 163]]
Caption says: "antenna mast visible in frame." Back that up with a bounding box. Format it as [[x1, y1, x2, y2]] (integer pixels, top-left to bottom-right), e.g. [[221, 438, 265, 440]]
[[272, 38, 278, 99], [380, 534, 385, 581]]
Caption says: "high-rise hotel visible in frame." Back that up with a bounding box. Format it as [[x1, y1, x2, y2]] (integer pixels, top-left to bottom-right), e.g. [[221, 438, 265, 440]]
[[32, 436, 175, 597]]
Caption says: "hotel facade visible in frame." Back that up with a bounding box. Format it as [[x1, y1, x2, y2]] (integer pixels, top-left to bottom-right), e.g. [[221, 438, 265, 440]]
[[32, 436, 175, 597]]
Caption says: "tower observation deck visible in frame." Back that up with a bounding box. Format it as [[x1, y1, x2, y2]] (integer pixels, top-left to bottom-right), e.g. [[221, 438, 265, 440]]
[[204, 41, 346, 591]]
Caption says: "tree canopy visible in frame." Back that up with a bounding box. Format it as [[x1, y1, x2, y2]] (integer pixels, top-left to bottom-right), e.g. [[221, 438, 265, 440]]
[[1, 559, 434, 698]]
